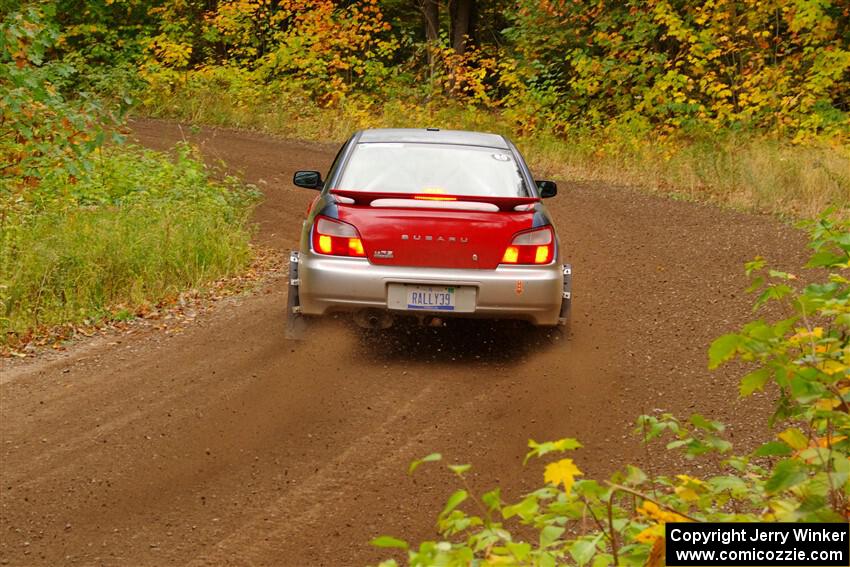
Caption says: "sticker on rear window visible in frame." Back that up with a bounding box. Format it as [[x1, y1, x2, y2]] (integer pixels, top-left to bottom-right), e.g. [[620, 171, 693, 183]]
[[359, 143, 405, 149]]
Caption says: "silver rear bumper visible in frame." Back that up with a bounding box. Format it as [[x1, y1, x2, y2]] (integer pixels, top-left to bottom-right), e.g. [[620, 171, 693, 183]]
[[296, 250, 567, 326]]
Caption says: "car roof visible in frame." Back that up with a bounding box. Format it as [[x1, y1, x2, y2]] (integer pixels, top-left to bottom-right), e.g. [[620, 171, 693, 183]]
[[356, 128, 508, 149]]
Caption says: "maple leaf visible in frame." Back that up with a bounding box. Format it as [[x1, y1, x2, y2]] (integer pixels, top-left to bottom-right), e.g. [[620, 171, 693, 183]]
[[543, 458, 583, 494]]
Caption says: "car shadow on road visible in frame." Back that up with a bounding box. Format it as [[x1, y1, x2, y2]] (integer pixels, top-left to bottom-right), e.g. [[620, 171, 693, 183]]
[[350, 318, 569, 365]]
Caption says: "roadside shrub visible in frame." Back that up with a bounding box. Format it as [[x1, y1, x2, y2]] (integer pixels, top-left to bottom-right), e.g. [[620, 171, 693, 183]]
[[0, 143, 259, 342], [1, 6, 260, 345], [374, 214, 850, 566]]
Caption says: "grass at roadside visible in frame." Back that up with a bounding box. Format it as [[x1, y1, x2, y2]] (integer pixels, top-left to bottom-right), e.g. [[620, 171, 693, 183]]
[[527, 130, 850, 218], [140, 78, 849, 219], [1, 143, 259, 345]]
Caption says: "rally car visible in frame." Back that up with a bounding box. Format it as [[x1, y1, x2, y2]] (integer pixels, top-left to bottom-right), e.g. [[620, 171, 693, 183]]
[[285, 128, 571, 336]]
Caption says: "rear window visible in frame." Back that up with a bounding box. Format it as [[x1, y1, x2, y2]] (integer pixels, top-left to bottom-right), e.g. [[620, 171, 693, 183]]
[[336, 142, 529, 197]]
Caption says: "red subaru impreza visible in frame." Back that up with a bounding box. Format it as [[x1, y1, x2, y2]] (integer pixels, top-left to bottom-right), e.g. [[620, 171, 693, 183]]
[[286, 128, 571, 335]]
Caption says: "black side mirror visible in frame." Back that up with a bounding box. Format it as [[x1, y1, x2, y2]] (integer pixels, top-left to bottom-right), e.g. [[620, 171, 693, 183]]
[[293, 170, 323, 190], [536, 180, 558, 198]]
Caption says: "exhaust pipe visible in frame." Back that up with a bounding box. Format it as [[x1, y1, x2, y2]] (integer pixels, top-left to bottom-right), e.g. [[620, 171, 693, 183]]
[[353, 308, 393, 330]]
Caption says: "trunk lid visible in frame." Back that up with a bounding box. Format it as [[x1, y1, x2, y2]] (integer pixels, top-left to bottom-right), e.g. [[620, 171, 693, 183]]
[[331, 191, 537, 270]]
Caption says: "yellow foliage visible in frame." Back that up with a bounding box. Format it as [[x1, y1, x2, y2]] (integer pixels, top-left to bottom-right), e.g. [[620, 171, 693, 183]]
[[637, 500, 689, 523], [543, 458, 583, 494], [636, 523, 665, 544], [790, 327, 825, 343], [778, 428, 809, 451], [821, 360, 849, 376], [816, 435, 847, 448]]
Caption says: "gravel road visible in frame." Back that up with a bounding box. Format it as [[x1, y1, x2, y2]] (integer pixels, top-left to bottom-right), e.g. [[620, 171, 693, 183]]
[[0, 119, 809, 566]]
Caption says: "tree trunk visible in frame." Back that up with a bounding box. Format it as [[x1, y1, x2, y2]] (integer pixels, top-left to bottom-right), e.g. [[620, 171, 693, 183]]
[[420, 0, 440, 92], [422, 0, 439, 45], [450, 0, 476, 54]]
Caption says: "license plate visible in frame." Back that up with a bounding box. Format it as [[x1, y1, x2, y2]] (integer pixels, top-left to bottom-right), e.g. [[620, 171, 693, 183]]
[[406, 286, 455, 311]]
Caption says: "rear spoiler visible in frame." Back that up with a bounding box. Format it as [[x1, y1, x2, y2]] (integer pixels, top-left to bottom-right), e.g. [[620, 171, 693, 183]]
[[330, 189, 539, 212]]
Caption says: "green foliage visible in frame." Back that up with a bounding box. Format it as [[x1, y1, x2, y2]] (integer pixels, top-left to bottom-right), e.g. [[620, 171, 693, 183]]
[[0, 6, 259, 345], [41, 0, 843, 140], [506, 0, 850, 139], [525, 438, 583, 464], [0, 144, 259, 341], [137, 0, 398, 107], [408, 452, 442, 475], [375, 214, 850, 566], [1, 5, 118, 184]]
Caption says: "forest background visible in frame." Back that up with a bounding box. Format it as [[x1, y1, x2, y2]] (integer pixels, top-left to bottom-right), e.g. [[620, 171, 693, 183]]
[[9, 0, 850, 215]]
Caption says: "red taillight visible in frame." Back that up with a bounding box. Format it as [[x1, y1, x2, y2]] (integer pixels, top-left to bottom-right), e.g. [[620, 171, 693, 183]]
[[501, 226, 554, 264], [312, 216, 366, 257]]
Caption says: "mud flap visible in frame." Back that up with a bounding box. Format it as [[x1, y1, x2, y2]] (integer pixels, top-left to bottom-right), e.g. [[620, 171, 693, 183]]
[[558, 264, 572, 329], [285, 251, 307, 340]]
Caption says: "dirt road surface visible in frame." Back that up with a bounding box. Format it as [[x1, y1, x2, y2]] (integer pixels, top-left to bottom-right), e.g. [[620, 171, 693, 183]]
[[1, 120, 808, 566]]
